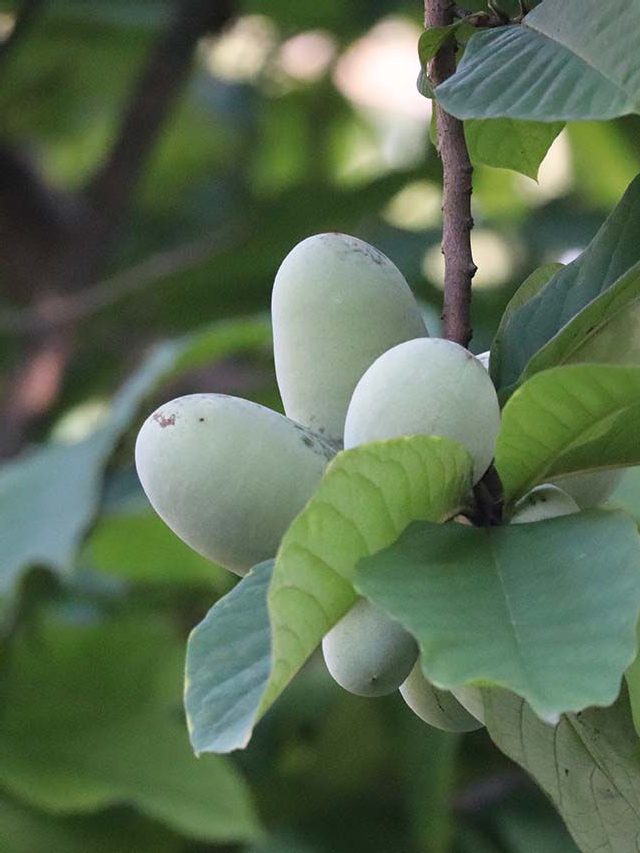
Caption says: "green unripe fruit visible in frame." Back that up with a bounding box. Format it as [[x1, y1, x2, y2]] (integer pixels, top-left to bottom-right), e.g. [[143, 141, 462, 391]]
[[551, 469, 624, 508], [272, 233, 428, 440], [400, 662, 484, 732], [450, 686, 485, 725], [510, 483, 580, 524], [322, 599, 418, 697], [476, 350, 490, 371], [344, 338, 501, 483], [135, 394, 336, 575]]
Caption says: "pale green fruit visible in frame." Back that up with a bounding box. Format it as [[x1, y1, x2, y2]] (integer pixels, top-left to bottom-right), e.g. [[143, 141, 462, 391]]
[[475, 350, 490, 371], [272, 233, 428, 440], [344, 338, 501, 483], [450, 686, 485, 725], [510, 484, 579, 524], [400, 662, 484, 732], [551, 469, 625, 508], [135, 394, 336, 576], [322, 599, 418, 697]]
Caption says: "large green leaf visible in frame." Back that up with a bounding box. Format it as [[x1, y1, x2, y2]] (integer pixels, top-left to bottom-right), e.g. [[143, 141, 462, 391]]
[[185, 436, 473, 753], [0, 612, 260, 843], [491, 175, 640, 397], [495, 364, 640, 506], [465, 119, 564, 180], [485, 688, 640, 853], [262, 437, 472, 715], [0, 794, 182, 853], [490, 263, 562, 386], [356, 511, 640, 721], [519, 262, 640, 379], [436, 1, 640, 121], [185, 561, 274, 755], [0, 318, 270, 598]]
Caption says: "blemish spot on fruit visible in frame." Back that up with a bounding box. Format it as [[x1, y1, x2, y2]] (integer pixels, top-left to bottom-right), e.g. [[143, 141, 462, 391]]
[[302, 436, 313, 447], [199, 418, 205, 422], [153, 412, 176, 428]]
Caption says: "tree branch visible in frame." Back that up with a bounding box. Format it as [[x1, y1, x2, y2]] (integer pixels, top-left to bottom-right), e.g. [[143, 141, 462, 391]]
[[86, 0, 233, 232], [425, 0, 475, 348]]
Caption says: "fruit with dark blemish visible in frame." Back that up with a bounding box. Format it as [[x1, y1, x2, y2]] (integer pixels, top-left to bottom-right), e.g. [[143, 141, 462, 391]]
[[135, 393, 337, 575]]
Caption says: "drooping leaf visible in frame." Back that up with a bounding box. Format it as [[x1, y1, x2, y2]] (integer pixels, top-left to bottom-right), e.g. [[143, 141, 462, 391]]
[[0, 612, 260, 843], [495, 364, 640, 506], [185, 437, 473, 754], [262, 437, 473, 716], [519, 262, 640, 379], [465, 119, 564, 179], [490, 263, 562, 386], [185, 561, 274, 755], [0, 317, 270, 598], [436, 1, 640, 122], [491, 175, 640, 397], [356, 511, 640, 721], [485, 687, 640, 853]]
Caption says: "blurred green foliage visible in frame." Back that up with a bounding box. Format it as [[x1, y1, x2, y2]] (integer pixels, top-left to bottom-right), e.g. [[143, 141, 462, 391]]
[[1, 0, 639, 850]]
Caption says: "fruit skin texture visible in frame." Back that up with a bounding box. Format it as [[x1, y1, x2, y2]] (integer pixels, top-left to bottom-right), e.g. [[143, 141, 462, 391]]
[[510, 483, 580, 524], [322, 599, 418, 697], [400, 662, 484, 732], [450, 686, 485, 725], [135, 394, 337, 576], [551, 469, 624, 508], [344, 337, 501, 483], [272, 232, 428, 441]]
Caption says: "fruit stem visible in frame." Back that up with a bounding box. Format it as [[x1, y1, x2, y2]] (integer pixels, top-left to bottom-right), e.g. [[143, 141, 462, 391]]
[[424, 0, 475, 348]]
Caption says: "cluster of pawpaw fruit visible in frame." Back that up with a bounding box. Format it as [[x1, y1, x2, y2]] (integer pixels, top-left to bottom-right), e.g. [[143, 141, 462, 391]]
[[136, 232, 623, 733]]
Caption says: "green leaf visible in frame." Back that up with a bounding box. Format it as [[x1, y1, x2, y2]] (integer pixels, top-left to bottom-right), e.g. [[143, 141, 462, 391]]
[[185, 437, 473, 754], [0, 317, 270, 599], [491, 175, 640, 397], [418, 24, 462, 67], [465, 119, 564, 179], [519, 261, 640, 379], [0, 793, 182, 853], [490, 263, 563, 386], [185, 561, 274, 754], [495, 364, 640, 506], [485, 687, 640, 853], [84, 511, 228, 586], [0, 612, 260, 843], [417, 67, 434, 100], [356, 511, 640, 721], [436, 1, 640, 121], [262, 437, 473, 716]]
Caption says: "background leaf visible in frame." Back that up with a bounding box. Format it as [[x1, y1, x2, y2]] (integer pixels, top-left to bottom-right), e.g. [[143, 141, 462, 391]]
[[495, 364, 640, 505], [0, 318, 270, 600], [436, 0, 640, 121], [485, 687, 640, 853], [356, 511, 640, 721], [0, 611, 260, 843]]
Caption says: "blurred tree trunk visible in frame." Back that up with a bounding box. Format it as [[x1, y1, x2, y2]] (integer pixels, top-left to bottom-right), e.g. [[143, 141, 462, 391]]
[[0, 0, 233, 457]]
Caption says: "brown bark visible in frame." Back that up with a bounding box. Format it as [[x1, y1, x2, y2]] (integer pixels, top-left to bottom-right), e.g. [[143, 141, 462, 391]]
[[424, 0, 475, 348]]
